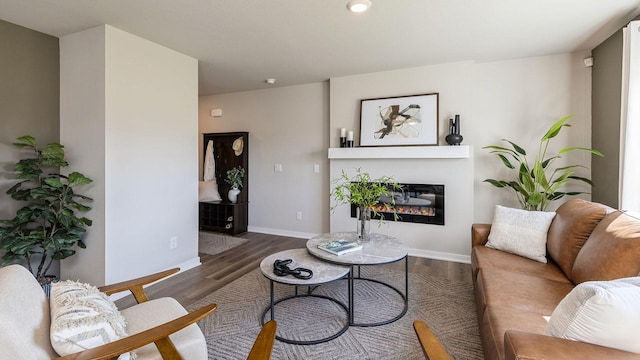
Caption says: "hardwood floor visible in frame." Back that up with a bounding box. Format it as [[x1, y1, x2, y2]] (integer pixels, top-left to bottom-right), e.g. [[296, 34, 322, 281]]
[[116, 232, 472, 309]]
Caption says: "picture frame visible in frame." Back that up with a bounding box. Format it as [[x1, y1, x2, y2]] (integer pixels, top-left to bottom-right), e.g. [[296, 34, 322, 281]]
[[359, 93, 439, 147]]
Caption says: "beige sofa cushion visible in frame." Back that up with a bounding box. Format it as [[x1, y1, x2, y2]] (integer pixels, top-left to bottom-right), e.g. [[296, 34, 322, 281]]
[[486, 205, 556, 263], [546, 199, 609, 280], [0, 265, 58, 359], [121, 297, 207, 360], [572, 211, 640, 284]]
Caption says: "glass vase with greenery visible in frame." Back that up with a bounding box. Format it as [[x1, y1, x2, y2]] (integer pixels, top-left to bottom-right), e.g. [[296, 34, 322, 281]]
[[0, 136, 93, 283], [330, 168, 401, 242], [483, 115, 603, 211]]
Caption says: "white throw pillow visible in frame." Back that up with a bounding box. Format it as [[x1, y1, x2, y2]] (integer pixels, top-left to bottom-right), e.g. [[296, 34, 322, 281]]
[[198, 180, 222, 202], [486, 205, 556, 263], [544, 277, 640, 354], [50, 281, 133, 359]]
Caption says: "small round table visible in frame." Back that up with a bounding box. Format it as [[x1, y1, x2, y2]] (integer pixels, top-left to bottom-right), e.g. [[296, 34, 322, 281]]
[[259, 248, 350, 345], [306, 232, 409, 327]]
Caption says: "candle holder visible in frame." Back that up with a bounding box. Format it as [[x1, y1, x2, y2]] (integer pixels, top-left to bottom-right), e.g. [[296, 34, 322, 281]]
[[340, 137, 347, 148], [347, 140, 354, 148]]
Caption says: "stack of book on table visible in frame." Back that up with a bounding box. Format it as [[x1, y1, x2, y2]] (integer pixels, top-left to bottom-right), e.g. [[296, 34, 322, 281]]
[[317, 239, 362, 256]]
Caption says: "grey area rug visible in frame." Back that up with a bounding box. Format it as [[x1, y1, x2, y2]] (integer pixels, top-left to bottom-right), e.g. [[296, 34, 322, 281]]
[[188, 266, 483, 360], [198, 231, 249, 256]]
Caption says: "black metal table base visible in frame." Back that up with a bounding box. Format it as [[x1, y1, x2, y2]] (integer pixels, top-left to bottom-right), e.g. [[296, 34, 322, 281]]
[[261, 281, 350, 345], [349, 255, 409, 327]]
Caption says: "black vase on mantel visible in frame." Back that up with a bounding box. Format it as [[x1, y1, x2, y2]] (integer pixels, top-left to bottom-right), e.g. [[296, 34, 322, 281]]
[[445, 114, 463, 146]]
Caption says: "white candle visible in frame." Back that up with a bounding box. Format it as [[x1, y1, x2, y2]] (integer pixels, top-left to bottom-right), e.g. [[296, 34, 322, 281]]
[[347, 131, 354, 141], [340, 128, 346, 137]]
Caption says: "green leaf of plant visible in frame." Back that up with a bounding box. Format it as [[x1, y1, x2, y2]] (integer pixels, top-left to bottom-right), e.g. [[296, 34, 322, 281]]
[[483, 145, 517, 154], [43, 177, 64, 188], [548, 192, 566, 201], [568, 176, 594, 186], [518, 163, 535, 192], [528, 192, 543, 206], [533, 161, 549, 189], [14, 135, 36, 147], [541, 115, 573, 140], [483, 179, 507, 188], [541, 156, 560, 168], [67, 172, 93, 187], [558, 147, 604, 157], [41, 143, 66, 165], [503, 140, 527, 155], [496, 154, 514, 169]]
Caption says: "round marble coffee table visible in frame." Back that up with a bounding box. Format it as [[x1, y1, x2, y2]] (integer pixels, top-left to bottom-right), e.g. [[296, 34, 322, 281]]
[[307, 232, 409, 327], [259, 248, 350, 345]]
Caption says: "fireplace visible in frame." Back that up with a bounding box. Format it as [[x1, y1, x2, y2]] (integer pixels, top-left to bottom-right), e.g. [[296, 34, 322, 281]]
[[351, 183, 445, 225]]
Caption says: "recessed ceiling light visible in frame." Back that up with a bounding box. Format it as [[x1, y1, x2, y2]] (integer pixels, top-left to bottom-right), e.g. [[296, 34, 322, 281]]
[[265, 78, 276, 84], [347, 0, 371, 13]]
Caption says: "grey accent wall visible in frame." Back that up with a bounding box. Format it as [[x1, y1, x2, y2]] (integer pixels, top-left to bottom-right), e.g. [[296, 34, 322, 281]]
[[591, 29, 623, 208], [0, 20, 59, 219]]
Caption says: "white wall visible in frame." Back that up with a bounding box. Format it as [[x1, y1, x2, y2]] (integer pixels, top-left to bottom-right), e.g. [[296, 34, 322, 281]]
[[59, 26, 107, 285], [199, 83, 329, 238], [472, 52, 593, 222], [61, 25, 199, 285]]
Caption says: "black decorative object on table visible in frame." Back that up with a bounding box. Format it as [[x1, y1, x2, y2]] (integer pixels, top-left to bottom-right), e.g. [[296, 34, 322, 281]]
[[273, 259, 313, 279], [445, 114, 463, 146]]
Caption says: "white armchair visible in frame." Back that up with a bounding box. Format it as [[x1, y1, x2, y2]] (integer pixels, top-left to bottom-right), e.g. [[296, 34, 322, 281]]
[[0, 264, 276, 360]]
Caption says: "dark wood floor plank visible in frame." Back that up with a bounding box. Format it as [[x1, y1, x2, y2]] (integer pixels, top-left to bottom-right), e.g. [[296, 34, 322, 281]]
[[116, 232, 471, 309]]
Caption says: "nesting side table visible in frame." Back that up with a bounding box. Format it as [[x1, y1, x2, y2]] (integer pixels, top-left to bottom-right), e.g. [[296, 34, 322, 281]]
[[259, 248, 350, 345]]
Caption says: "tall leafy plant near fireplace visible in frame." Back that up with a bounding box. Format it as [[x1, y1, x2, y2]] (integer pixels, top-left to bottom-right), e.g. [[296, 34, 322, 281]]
[[483, 115, 603, 211], [330, 168, 401, 243]]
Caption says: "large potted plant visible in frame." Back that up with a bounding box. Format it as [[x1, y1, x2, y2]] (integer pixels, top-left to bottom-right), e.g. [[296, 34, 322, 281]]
[[331, 168, 401, 243], [483, 115, 603, 211], [0, 136, 93, 285]]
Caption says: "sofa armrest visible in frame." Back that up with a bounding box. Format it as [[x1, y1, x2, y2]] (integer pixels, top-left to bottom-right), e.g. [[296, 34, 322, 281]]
[[504, 331, 640, 360], [99, 268, 180, 303], [472, 224, 491, 246], [55, 303, 217, 360]]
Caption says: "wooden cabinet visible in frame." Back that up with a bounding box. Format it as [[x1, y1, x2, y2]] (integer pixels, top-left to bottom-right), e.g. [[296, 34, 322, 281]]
[[199, 132, 248, 235], [199, 201, 248, 235]]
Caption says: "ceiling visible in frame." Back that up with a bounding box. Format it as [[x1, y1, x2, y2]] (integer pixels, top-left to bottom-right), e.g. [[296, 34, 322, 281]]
[[1, 0, 640, 95]]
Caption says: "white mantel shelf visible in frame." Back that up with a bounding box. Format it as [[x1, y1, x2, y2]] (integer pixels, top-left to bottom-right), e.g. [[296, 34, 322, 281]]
[[328, 145, 470, 159]]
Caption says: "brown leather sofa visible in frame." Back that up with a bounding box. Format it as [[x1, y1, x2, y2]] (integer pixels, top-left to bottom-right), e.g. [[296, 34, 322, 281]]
[[471, 198, 640, 360]]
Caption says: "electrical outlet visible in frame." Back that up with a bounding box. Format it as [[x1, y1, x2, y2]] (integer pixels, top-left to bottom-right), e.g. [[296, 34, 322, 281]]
[[313, 164, 320, 173], [274, 164, 283, 173], [296, 211, 302, 220], [170, 236, 178, 249]]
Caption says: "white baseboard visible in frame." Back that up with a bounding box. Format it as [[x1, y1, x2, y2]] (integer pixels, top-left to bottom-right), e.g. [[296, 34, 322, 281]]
[[247, 226, 319, 240], [176, 257, 202, 272], [408, 249, 471, 264], [108, 257, 201, 301], [247, 226, 470, 264]]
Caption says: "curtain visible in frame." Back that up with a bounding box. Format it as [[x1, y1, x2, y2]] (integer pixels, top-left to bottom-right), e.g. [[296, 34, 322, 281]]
[[619, 20, 640, 214]]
